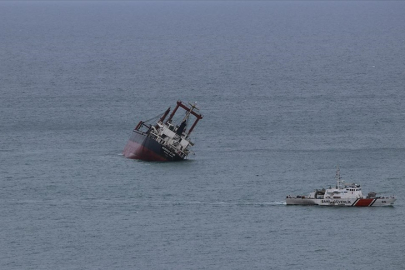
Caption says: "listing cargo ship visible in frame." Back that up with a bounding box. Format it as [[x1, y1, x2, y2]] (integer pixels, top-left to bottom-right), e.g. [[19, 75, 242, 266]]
[[286, 168, 396, 207], [123, 100, 203, 161]]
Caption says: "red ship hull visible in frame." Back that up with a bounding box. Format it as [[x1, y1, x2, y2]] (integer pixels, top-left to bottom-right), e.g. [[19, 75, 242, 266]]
[[123, 130, 184, 161]]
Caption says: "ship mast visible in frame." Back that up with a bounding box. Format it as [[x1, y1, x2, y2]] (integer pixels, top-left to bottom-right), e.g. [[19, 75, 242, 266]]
[[182, 102, 198, 122], [159, 107, 171, 123], [165, 100, 203, 136], [336, 166, 342, 189]]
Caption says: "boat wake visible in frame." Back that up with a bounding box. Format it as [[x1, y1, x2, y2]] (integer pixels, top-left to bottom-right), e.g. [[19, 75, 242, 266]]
[[136, 200, 287, 207]]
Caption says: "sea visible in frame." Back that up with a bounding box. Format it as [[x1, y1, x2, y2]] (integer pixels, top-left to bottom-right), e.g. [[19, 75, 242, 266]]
[[1, 1, 404, 269]]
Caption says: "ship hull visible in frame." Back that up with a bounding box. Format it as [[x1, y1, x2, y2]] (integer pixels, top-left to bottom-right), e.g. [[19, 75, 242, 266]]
[[123, 130, 184, 161], [286, 197, 396, 207]]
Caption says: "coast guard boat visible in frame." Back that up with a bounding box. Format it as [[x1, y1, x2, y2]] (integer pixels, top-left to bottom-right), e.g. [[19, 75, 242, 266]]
[[286, 168, 396, 207]]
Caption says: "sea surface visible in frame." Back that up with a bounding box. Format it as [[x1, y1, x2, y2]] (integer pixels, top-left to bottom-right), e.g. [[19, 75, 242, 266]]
[[1, 1, 405, 269]]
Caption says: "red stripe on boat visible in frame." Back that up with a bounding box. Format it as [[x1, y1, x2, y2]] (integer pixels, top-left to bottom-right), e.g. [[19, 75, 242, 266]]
[[354, 199, 374, 207]]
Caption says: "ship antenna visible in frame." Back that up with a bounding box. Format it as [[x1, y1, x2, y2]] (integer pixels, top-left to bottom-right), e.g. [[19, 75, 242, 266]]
[[336, 165, 341, 189]]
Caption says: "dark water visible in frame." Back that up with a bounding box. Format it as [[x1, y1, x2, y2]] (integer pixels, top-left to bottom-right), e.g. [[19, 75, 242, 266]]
[[1, 1, 405, 269]]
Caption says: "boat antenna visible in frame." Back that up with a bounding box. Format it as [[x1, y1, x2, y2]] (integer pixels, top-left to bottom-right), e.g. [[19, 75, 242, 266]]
[[336, 165, 342, 189]]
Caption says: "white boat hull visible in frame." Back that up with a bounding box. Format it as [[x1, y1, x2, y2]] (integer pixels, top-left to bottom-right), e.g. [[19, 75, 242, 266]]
[[286, 197, 396, 207]]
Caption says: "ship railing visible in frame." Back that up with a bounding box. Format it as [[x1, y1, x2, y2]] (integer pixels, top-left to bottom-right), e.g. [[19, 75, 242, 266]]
[[162, 142, 187, 158], [376, 196, 396, 199], [148, 132, 165, 145]]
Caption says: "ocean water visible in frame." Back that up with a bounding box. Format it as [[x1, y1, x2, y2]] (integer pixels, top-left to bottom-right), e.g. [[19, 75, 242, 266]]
[[1, 1, 405, 269]]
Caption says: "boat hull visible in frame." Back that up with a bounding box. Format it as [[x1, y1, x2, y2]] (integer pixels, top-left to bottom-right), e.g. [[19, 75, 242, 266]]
[[286, 197, 396, 207], [123, 130, 184, 161]]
